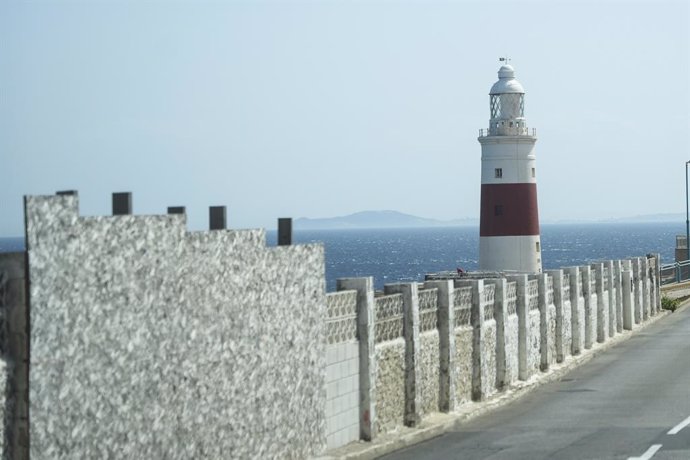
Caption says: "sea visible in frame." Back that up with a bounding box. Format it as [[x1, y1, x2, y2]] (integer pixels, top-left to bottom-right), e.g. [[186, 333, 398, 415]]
[[2, 223, 681, 292]]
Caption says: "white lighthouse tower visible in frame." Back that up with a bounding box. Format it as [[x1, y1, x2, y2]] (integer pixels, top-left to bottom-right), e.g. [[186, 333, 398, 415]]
[[478, 63, 542, 273]]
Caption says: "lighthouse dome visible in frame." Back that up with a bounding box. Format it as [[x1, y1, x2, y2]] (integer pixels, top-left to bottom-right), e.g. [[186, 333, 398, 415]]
[[490, 65, 525, 95]]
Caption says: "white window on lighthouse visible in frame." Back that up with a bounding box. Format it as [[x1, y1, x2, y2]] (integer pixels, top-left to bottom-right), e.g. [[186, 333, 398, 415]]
[[495, 168, 503, 178]]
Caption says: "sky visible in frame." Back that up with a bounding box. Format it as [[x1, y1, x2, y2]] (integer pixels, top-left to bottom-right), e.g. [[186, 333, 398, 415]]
[[1, 0, 688, 236]]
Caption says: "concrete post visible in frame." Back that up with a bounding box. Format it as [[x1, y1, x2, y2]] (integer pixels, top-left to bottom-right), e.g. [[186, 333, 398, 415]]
[[209, 206, 227, 230], [384, 283, 421, 427], [653, 253, 662, 314], [606, 260, 616, 337], [337, 277, 376, 441], [622, 269, 633, 330], [424, 280, 456, 412], [631, 258, 642, 324], [536, 273, 552, 371], [278, 218, 293, 246], [592, 262, 607, 344], [112, 192, 132, 215], [621, 260, 633, 330], [546, 270, 565, 363], [580, 265, 594, 349], [641, 257, 650, 321], [167, 206, 185, 214], [613, 260, 623, 333], [507, 274, 529, 381], [565, 267, 583, 355], [486, 279, 508, 389]]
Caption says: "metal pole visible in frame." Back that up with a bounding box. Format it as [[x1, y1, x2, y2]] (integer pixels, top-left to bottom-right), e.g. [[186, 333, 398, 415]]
[[685, 161, 690, 260], [686, 161, 689, 263]]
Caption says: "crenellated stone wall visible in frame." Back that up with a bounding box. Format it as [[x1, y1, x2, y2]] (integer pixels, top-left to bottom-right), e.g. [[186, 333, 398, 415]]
[[23, 194, 326, 459]]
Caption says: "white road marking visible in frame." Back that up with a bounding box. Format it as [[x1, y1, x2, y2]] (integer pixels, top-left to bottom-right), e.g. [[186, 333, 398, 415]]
[[668, 415, 690, 435], [628, 444, 662, 460]]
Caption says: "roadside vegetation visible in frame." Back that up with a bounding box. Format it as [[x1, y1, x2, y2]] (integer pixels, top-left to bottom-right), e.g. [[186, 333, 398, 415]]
[[661, 296, 681, 312]]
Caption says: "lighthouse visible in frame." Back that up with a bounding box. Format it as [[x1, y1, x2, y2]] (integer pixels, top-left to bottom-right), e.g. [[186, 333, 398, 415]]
[[478, 63, 542, 273]]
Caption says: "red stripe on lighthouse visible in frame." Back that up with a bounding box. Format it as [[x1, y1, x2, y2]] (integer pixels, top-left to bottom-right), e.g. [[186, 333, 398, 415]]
[[480, 183, 540, 237]]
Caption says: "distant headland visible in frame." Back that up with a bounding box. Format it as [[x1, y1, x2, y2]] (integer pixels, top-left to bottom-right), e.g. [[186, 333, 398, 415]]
[[294, 210, 685, 230]]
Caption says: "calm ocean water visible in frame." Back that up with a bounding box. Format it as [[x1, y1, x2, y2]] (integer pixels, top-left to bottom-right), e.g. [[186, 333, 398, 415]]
[[2, 223, 681, 291]]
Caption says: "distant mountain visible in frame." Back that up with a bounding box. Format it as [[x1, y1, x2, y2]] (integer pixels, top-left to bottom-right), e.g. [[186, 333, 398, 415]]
[[294, 210, 477, 230]]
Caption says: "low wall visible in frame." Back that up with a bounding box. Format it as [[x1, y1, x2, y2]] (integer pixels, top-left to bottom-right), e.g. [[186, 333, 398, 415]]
[[326, 255, 661, 448]]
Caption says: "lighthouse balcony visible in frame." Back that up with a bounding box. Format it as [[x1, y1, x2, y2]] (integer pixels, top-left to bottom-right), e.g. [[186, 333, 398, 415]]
[[479, 126, 536, 137]]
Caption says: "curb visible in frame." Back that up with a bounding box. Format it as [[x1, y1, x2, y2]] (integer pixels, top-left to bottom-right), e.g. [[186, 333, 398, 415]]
[[322, 306, 674, 460]]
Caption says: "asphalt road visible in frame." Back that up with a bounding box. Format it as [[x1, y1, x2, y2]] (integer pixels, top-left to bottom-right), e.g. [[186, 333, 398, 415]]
[[381, 306, 690, 460]]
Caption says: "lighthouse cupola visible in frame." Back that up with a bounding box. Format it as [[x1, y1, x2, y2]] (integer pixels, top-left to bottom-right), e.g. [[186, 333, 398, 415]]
[[477, 63, 542, 274], [488, 65, 529, 136]]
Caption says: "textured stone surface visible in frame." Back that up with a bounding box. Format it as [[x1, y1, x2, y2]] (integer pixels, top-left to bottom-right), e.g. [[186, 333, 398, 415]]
[[419, 332, 440, 416], [600, 289, 610, 343], [573, 296, 586, 353], [526, 310, 541, 377], [454, 327, 473, 404], [503, 315, 519, 385], [587, 292, 598, 348], [480, 321, 497, 397], [374, 340, 405, 434], [561, 299, 572, 360], [546, 305, 557, 367], [25, 195, 326, 459]]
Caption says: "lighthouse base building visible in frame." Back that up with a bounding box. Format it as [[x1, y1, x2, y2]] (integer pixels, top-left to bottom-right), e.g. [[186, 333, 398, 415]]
[[478, 64, 542, 273]]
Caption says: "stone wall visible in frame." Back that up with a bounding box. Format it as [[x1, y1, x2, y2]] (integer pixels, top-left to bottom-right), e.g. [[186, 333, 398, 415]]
[[419, 332, 440, 415], [24, 195, 326, 459], [374, 340, 405, 434], [337, 257, 661, 444], [325, 290, 360, 450], [454, 328, 474, 404]]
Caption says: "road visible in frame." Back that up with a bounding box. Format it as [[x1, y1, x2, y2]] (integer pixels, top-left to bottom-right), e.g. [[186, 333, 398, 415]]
[[381, 305, 690, 460]]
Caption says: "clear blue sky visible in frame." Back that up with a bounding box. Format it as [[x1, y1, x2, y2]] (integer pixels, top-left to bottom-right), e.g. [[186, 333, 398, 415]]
[[1, 0, 688, 236]]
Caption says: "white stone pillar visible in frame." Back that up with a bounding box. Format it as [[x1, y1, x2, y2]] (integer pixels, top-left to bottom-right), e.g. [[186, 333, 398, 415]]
[[621, 260, 634, 330], [641, 257, 650, 321], [565, 267, 583, 355], [581, 265, 594, 349], [546, 269, 567, 363], [507, 274, 530, 381], [631, 258, 642, 324], [613, 260, 624, 333], [592, 262, 607, 344], [536, 273, 553, 371], [606, 260, 616, 337]]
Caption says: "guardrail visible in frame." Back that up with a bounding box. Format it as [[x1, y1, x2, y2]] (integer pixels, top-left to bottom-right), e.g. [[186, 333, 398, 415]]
[[660, 259, 690, 285]]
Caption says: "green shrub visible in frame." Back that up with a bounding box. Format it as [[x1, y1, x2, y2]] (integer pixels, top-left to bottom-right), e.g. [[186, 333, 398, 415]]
[[661, 296, 680, 312]]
